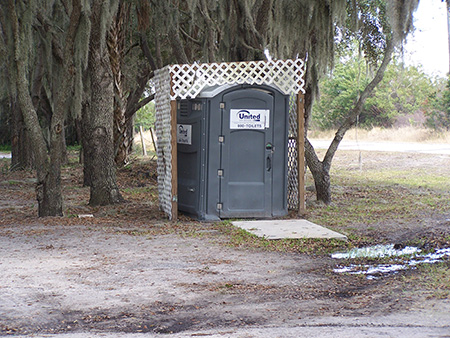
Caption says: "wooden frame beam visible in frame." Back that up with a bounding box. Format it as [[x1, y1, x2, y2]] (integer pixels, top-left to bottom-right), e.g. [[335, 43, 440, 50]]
[[170, 99, 178, 220]]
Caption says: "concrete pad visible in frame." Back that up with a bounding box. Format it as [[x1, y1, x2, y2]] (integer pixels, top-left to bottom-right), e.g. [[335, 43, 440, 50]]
[[232, 219, 347, 240]]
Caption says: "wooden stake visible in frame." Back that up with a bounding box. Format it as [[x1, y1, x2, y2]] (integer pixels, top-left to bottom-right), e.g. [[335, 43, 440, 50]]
[[149, 127, 156, 153], [170, 99, 178, 221], [139, 126, 147, 156], [297, 93, 306, 214]]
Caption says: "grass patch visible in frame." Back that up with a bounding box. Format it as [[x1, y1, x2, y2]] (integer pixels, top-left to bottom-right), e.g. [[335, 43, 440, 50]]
[[67, 144, 81, 152], [1, 159, 10, 174], [410, 262, 450, 299], [195, 150, 450, 255], [304, 156, 450, 244], [0, 144, 11, 151], [337, 167, 450, 191]]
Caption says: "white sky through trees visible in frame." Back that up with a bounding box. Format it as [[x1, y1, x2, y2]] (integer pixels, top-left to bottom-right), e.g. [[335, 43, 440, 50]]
[[404, 0, 449, 77]]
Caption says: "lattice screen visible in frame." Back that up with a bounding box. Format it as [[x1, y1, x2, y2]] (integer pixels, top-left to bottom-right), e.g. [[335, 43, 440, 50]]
[[154, 67, 173, 218], [288, 94, 299, 210], [170, 59, 305, 100], [154, 59, 305, 219]]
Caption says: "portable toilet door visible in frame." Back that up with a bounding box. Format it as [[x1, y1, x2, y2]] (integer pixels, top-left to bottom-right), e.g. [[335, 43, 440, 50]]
[[177, 84, 289, 220], [206, 85, 289, 219]]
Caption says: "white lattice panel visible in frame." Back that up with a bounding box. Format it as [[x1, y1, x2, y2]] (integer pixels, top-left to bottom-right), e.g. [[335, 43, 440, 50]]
[[154, 66, 173, 218], [169, 59, 305, 100]]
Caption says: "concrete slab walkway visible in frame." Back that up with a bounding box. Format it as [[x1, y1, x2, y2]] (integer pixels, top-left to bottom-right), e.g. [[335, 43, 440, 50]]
[[232, 219, 347, 240]]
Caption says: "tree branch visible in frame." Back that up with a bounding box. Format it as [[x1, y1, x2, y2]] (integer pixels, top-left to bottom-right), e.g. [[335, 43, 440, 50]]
[[179, 26, 202, 46], [125, 67, 154, 120], [255, 0, 272, 38], [198, 0, 218, 62], [168, 27, 189, 64], [133, 93, 154, 114], [322, 38, 395, 170], [139, 33, 157, 70]]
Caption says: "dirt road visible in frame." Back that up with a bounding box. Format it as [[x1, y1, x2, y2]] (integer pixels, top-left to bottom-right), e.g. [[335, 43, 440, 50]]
[[1, 221, 450, 337], [310, 139, 450, 155]]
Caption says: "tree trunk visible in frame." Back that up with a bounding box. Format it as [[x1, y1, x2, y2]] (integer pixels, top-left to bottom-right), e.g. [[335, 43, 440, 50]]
[[108, 1, 130, 166], [43, 0, 83, 216], [447, 0, 450, 74], [7, 0, 83, 216], [305, 39, 395, 204], [75, 116, 84, 164], [85, 1, 123, 206], [0, 99, 11, 145], [7, 0, 55, 216], [10, 98, 34, 170], [305, 138, 332, 204]]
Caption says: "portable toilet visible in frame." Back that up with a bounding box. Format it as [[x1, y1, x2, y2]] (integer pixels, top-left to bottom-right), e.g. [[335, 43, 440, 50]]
[[177, 84, 289, 221]]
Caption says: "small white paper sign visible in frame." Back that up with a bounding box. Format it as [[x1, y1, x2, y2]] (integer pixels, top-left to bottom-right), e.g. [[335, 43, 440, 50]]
[[177, 124, 192, 145], [230, 109, 270, 130]]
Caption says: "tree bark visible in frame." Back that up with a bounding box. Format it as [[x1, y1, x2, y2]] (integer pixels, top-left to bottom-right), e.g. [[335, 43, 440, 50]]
[[305, 39, 395, 204], [447, 0, 450, 74], [85, 1, 123, 206], [108, 1, 130, 166], [81, 101, 92, 186], [10, 98, 34, 170], [0, 99, 11, 145], [43, 0, 83, 216], [199, 0, 218, 62], [8, 0, 83, 216], [8, 0, 54, 215]]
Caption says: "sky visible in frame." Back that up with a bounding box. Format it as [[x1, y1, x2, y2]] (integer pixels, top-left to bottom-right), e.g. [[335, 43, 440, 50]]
[[403, 0, 449, 77]]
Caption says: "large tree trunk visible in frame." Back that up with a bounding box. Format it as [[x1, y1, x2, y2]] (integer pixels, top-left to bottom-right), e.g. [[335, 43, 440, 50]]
[[7, 0, 83, 216], [108, 1, 130, 166], [0, 99, 11, 145], [85, 51, 123, 205], [80, 102, 92, 186], [10, 98, 34, 170], [43, 0, 83, 216], [305, 138, 332, 204], [305, 39, 395, 204], [7, 0, 56, 216], [85, 1, 123, 206]]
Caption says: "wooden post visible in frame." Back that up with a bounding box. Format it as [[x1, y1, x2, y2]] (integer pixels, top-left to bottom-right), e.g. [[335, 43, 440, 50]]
[[139, 126, 147, 156], [297, 93, 306, 214], [170, 99, 178, 220], [149, 127, 156, 153]]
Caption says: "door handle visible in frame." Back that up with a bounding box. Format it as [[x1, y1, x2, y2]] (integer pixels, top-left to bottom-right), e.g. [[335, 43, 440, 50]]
[[266, 155, 272, 171]]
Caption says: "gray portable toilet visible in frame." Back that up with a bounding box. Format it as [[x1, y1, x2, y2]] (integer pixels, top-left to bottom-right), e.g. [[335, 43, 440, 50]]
[[177, 84, 289, 221]]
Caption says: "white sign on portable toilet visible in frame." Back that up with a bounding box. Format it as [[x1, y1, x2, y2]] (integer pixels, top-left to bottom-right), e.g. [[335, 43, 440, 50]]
[[229, 109, 270, 130], [177, 124, 192, 145]]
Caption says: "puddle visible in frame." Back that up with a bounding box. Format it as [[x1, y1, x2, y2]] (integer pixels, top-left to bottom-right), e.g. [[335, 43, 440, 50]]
[[332, 245, 450, 279], [331, 244, 420, 259]]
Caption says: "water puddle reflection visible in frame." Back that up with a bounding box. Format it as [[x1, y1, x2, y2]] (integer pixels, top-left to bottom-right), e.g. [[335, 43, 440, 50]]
[[332, 244, 450, 279]]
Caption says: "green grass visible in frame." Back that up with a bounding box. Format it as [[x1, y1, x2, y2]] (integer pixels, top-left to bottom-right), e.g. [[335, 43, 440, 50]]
[[197, 157, 450, 255], [0, 144, 11, 151], [66, 144, 81, 151], [306, 166, 450, 236], [411, 262, 450, 299], [336, 167, 450, 190]]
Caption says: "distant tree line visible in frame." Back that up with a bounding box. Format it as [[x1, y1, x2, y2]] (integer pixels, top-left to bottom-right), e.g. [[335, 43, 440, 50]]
[[312, 54, 450, 131]]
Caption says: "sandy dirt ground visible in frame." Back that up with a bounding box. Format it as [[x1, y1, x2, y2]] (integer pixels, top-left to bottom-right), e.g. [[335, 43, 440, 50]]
[[1, 149, 450, 337]]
